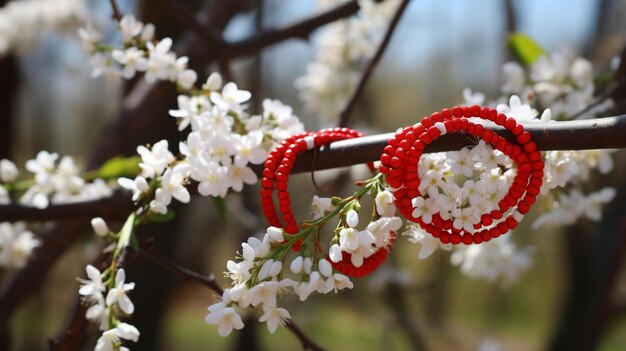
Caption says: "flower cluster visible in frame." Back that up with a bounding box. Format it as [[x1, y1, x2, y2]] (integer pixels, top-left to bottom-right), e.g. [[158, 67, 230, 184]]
[[0, 0, 87, 56], [499, 49, 610, 119], [0, 222, 41, 269], [410, 141, 516, 233], [79, 265, 140, 350], [81, 15, 304, 216], [206, 175, 401, 336], [0, 153, 112, 209], [80, 15, 196, 88], [295, 0, 401, 120], [450, 234, 533, 286]]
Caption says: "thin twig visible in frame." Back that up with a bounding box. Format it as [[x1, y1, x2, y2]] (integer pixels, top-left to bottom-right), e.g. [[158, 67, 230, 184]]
[[338, 0, 411, 127], [141, 242, 325, 351], [141, 244, 223, 294], [109, 0, 123, 21], [571, 74, 626, 119], [224, 0, 362, 59], [284, 319, 327, 351]]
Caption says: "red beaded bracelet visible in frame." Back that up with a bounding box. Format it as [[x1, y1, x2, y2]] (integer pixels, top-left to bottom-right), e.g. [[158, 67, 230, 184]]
[[379, 105, 544, 245], [260, 128, 394, 278]]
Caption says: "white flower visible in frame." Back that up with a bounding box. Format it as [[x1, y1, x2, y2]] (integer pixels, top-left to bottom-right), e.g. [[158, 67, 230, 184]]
[[211, 82, 251, 115], [203, 72, 223, 91], [501, 62, 525, 94], [205, 303, 244, 337], [119, 15, 143, 42], [497, 95, 538, 122], [452, 207, 479, 232], [462, 88, 485, 105], [0, 159, 18, 183], [325, 273, 354, 293], [137, 140, 174, 178], [156, 164, 191, 205], [95, 323, 140, 351], [233, 131, 267, 167], [0, 222, 41, 268], [411, 197, 438, 224], [105, 269, 135, 315], [259, 305, 290, 333], [311, 195, 334, 220], [193, 161, 232, 198], [169, 95, 211, 131], [339, 227, 359, 252], [375, 189, 396, 217], [85, 293, 109, 331], [118, 176, 149, 202], [78, 264, 106, 296], [228, 164, 257, 192], [112, 47, 148, 79], [405, 224, 452, 259]]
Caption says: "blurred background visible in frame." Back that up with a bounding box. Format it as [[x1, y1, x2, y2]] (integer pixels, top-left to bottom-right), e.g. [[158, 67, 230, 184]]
[[3, 0, 626, 350]]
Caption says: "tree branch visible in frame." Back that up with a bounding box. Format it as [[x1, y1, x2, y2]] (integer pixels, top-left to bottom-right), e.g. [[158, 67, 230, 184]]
[[109, 0, 123, 21], [339, 0, 411, 127], [2, 115, 626, 222], [224, 0, 362, 59]]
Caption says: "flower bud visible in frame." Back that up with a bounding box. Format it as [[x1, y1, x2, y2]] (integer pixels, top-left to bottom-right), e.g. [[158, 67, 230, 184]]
[[269, 261, 283, 277], [90, 217, 109, 237], [329, 244, 342, 263], [318, 259, 332, 277], [290, 256, 303, 274], [346, 209, 359, 228], [0, 159, 18, 183], [266, 226, 284, 243]]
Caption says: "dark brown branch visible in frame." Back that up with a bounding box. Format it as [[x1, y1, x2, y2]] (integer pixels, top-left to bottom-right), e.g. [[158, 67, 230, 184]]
[[109, 0, 123, 21], [225, 0, 361, 59], [338, 0, 411, 127], [2, 115, 626, 222], [0, 190, 133, 222], [153, 0, 217, 46]]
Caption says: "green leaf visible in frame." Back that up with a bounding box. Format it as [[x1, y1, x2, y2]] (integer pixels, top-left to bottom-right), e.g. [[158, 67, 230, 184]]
[[507, 33, 547, 66], [115, 213, 136, 257], [147, 209, 176, 223], [96, 156, 141, 180], [211, 196, 228, 221]]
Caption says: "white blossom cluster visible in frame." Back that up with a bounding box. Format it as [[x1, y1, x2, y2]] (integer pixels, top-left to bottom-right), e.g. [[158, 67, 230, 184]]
[[327, 190, 401, 267], [79, 265, 140, 351], [450, 235, 533, 287], [0, 154, 112, 209], [80, 15, 197, 89], [115, 73, 304, 216], [295, 0, 401, 120], [499, 49, 610, 119], [0, 222, 41, 269], [0, 0, 87, 55], [206, 227, 354, 336], [411, 141, 516, 233], [207, 182, 400, 336], [434, 49, 618, 285]]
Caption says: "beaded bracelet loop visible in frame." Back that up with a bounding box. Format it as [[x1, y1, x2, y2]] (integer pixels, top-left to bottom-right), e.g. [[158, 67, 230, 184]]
[[379, 105, 544, 245], [260, 128, 394, 277]]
